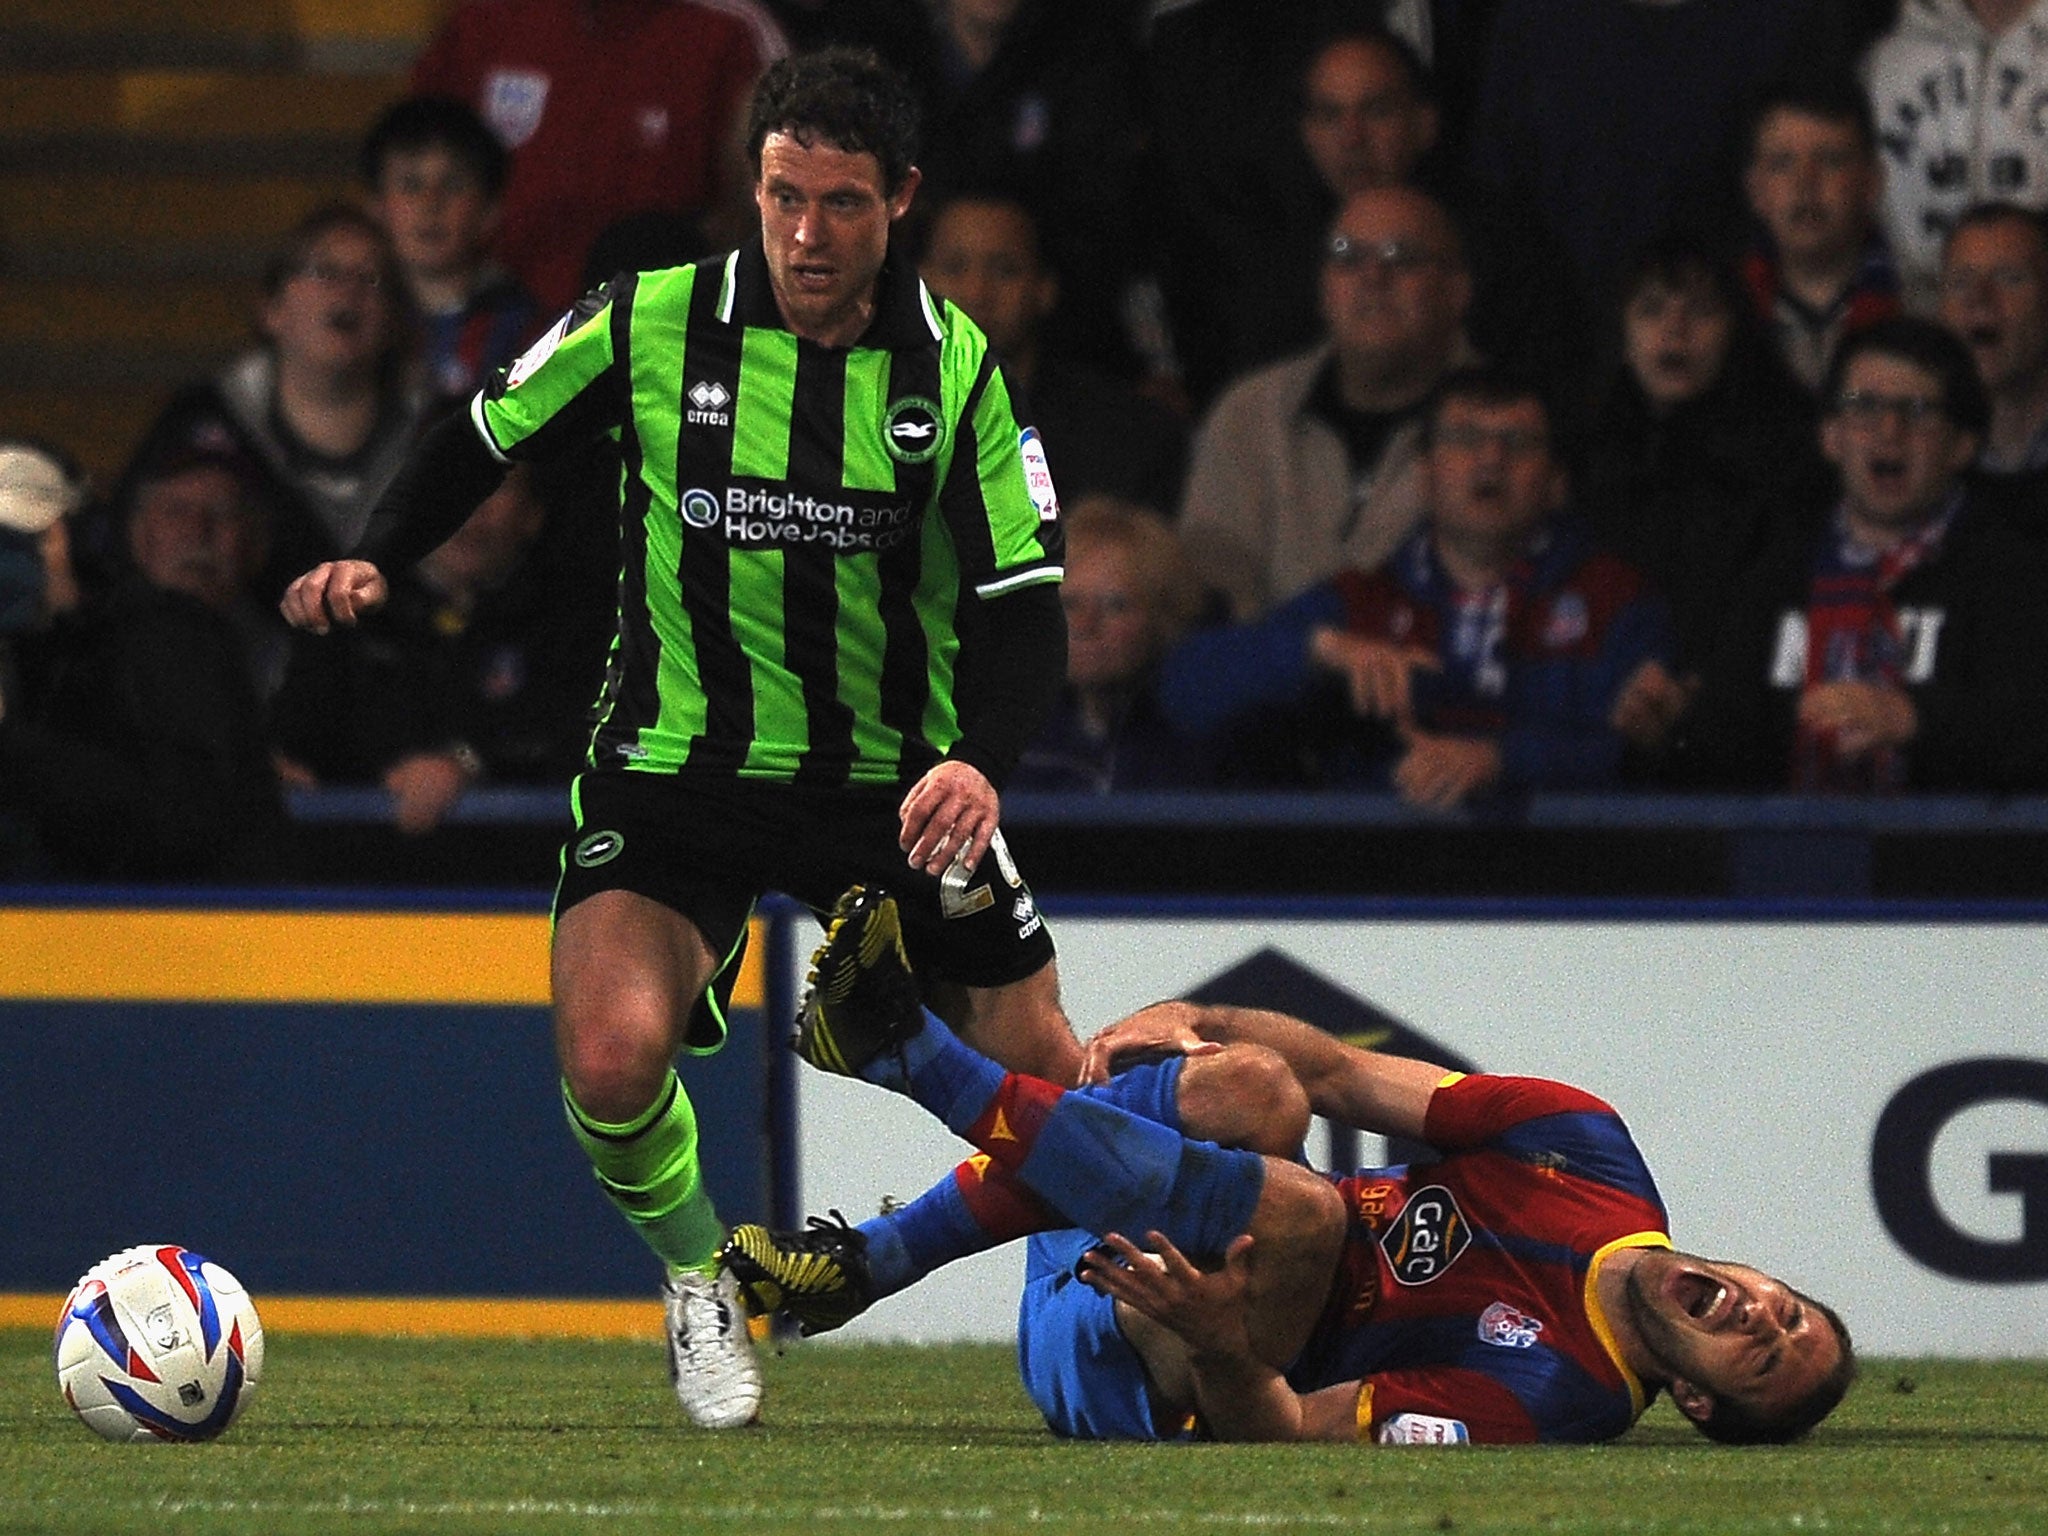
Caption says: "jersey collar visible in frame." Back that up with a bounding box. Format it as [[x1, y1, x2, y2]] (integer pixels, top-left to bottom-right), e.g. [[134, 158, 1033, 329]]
[[1583, 1229, 1673, 1419], [725, 240, 943, 350]]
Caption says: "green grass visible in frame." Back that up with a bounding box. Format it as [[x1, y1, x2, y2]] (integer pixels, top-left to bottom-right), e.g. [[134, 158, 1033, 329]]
[[3, 1329, 2046, 1535]]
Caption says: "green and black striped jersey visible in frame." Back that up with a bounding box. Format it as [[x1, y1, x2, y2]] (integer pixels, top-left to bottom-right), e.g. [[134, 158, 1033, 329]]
[[471, 243, 1064, 787]]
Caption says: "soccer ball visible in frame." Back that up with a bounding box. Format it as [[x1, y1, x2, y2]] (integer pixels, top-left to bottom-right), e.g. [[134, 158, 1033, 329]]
[[54, 1245, 264, 1443]]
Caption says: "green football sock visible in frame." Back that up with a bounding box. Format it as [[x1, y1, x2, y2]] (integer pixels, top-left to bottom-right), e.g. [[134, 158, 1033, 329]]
[[562, 1072, 725, 1274]]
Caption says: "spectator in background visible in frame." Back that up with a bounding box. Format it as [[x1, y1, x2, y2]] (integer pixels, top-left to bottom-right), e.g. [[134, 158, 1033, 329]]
[[1740, 74, 1900, 396], [1177, 185, 1475, 623], [1864, 0, 2048, 310], [271, 465, 605, 836], [1011, 497, 1214, 793], [1161, 368, 1671, 806], [108, 205, 426, 606], [0, 440, 86, 874], [1141, 0, 1438, 408], [902, 0, 1150, 380], [360, 95, 540, 404], [1585, 236, 1833, 755], [1937, 202, 2048, 527], [0, 450, 287, 881], [1466, 0, 1834, 345], [917, 191, 1188, 514], [1665, 317, 2048, 792], [411, 0, 788, 315]]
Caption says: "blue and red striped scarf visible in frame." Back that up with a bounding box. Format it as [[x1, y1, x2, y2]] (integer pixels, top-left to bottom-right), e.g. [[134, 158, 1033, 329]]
[[1792, 496, 1959, 791]]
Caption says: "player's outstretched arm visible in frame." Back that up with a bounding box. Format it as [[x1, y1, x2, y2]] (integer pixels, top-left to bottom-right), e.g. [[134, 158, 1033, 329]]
[[1082, 1001, 1445, 1141], [280, 560, 388, 634]]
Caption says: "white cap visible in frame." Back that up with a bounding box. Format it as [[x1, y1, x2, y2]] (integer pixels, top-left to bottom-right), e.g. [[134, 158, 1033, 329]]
[[0, 443, 85, 536]]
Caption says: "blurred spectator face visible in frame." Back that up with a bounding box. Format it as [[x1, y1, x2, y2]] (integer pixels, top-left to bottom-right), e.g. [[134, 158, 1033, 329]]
[[262, 222, 401, 379], [127, 464, 269, 612], [1299, 36, 1438, 198], [1426, 394, 1564, 548], [919, 198, 1057, 362], [1319, 188, 1469, 381], [1623, 269, 1735, 410], [1939, 214, 2048, 395], [1744, 109, 1879, 270], [424, 467, 547, 594], [1822, 352, 1980, 534], [756, 132, 919, 346], [373, 143, 499, 288], [1061, 535, 1156, 691]]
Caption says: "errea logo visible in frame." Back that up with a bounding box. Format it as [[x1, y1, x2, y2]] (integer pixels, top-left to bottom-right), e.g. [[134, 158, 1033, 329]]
[[687, 379, 732, 426]]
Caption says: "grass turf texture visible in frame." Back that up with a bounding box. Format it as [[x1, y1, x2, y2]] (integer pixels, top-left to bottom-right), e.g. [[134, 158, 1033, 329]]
[[3, 1330, 2046, 1535]]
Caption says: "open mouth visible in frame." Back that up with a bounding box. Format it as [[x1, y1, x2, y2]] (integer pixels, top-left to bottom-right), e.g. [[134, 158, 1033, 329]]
[[1674, 1270, 1729, 1326]]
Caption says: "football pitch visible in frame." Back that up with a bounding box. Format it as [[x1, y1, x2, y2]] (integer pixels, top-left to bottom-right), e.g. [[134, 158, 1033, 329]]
[[2, 1330, 2045, 1535]]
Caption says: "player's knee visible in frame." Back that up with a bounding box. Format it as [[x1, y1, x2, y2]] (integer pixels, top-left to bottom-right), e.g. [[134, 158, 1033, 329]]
[[1181, 1045, 1313, 1157], [1254, 1160, 1348, 1264], [556, 1008, 675, 1121]]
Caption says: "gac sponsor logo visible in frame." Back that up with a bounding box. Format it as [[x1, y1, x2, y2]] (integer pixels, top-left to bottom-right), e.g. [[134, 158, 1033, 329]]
[[1380, 1184, 1470, 1285]]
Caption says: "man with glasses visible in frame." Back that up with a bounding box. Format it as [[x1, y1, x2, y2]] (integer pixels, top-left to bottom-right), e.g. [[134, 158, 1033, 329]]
[[1177, 185, 1477, 624], [1666, 316, 2048, 791], [1938, 203, 2048, 530], [1159, 366, 1670, 805]]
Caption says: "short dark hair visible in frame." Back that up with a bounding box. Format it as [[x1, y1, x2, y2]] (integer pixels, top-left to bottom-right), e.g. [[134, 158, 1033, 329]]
[[359, 94, 509, 200], [1744, 71, 1878, 163], [1423, 364, 1556, 445], [746, 47, 921, 195], [1693, 1296, 1857, 1446], [1822, 316, 1992, 437], [259, 203, 405, 301]]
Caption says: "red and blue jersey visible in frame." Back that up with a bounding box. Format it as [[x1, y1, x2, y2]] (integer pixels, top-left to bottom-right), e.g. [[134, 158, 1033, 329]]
[[1287, 1074, 1671, 1444]]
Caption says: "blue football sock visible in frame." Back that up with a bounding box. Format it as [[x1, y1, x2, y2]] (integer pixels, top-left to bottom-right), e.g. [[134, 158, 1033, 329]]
[[858, 1006, 1005, 1136]]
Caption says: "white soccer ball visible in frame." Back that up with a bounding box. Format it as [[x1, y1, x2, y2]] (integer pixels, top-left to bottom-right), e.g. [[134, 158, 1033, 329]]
[[54, 1244, 264, 1443]]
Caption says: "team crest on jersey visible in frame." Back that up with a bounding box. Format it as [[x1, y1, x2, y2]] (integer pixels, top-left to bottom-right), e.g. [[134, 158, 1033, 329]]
[[680, 487, 721, 529], [883, 397, 945, 464], [506, 312, 571, 389], [1478, 1301, 1544, 1349], [1380, 1184, 1470, 1286], [482, 69, 550, 149]]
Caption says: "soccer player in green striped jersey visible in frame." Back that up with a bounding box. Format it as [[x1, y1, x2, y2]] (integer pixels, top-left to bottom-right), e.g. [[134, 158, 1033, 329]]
[[281, 48, 1081, 1429]]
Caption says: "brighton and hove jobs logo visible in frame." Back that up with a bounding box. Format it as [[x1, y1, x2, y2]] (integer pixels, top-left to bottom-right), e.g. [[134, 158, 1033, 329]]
[[680, 483, 916, 552]]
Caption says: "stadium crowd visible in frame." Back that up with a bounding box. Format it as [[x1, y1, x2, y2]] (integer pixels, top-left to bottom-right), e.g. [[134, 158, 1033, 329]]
[[6, 0, 2048, 881]]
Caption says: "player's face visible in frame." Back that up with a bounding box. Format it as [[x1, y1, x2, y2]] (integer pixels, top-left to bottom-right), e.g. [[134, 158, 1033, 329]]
[[1062, 540, 1156, 689], [1623, 274, 1734, 411], [1627, 1250, 1844, 1428], [1319, 189, 1468, 378], [919, 200, 1055, 361], [1425, 395, 1564, 548], [263, 224, 399, 377], [1744, 109, 1878, 268], [1299, 38, 1436, 198], [375, 144, 498, 284], [1939, 217, 2048, 394], [756, 131, 918, 349], [1822, 352, 1979, 535]]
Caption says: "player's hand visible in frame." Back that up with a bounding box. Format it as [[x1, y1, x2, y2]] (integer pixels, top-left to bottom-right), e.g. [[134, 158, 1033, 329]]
[[280, 559, 388, 634], [1392, 726, 1502, 811], [1078, 1229, 1257, 1356], [1308, 626, 1440, 721], [1078, 1004, 1224, 1087], [899, 758, 1000, 876], [382, 751, 475, 837], [1798, 680, 1917, 759]]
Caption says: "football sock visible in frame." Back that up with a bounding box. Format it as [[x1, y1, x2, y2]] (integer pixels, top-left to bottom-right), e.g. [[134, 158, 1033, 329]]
[[859, 1156, 1056, 1298], [562, 1073, 725, 1275], [861, 1021, 1259, 1269]]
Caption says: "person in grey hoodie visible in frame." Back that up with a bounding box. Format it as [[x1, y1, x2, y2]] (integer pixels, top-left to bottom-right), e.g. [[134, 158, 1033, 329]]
[[1865, 0, 2048, 307]]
